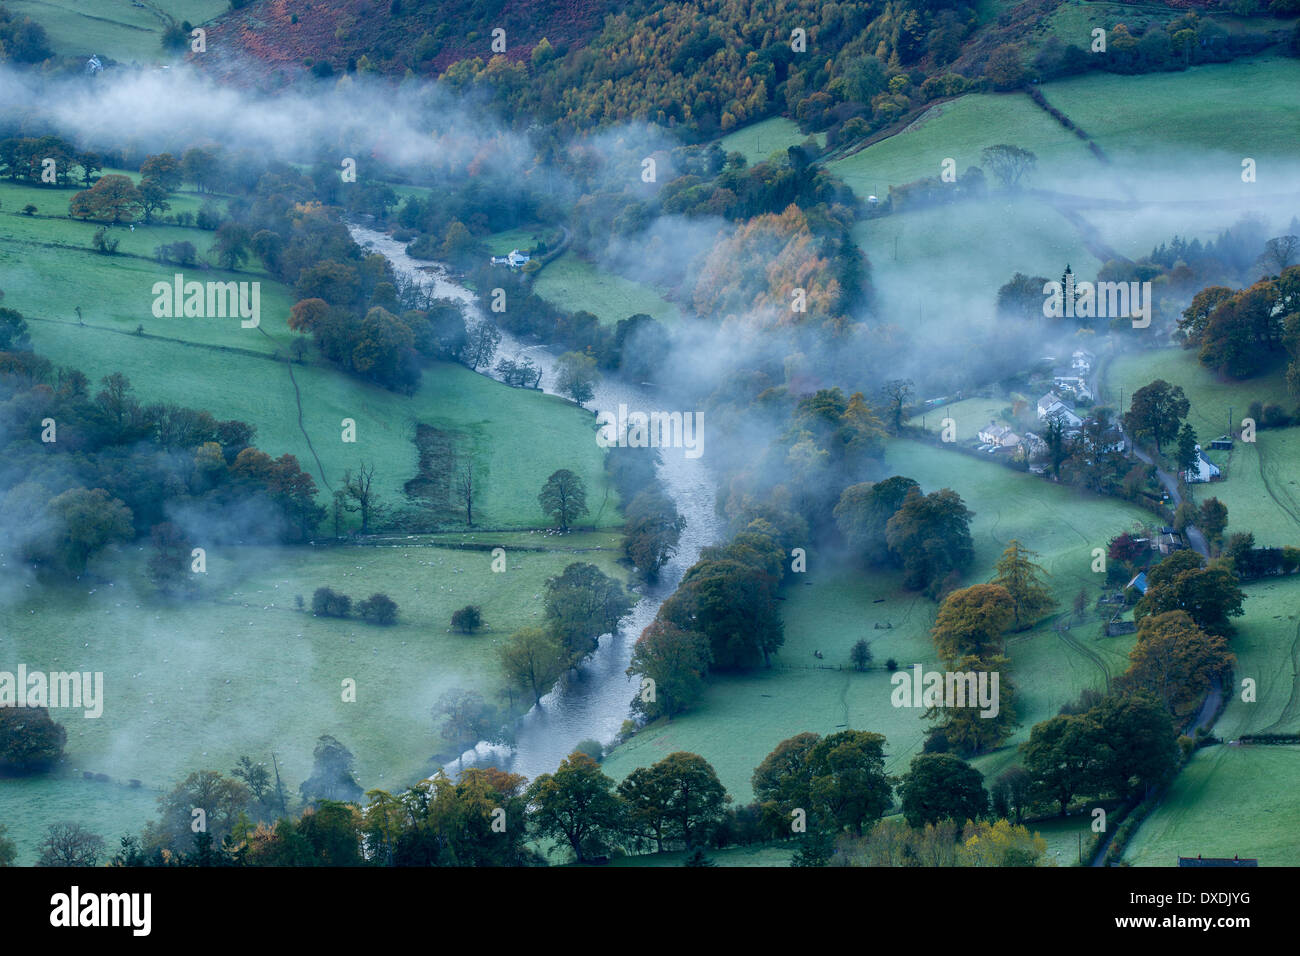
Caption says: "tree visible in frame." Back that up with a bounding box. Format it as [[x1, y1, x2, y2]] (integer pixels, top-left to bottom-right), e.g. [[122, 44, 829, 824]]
[[231, 755, 272, 805], [850, 638, 872, 671], [139, 152, 183, 191], [1135, 562, 1245, 637], [538, 468, 589, 532], [1089, 692, 1180, 799], [1176, 423, 1200, 478], [930, 584, 1015, 662], [661, 556, 784, 669], [311, 587, 351, 617], [899, 753, 988, 828], [927, 654, 1019, 756], [527, 752, 623, 863], [1118, 611, 1235, 716], [0, 306, 30, 351], [805, 730, 892, 836], [0, 824, 16, 867], [544, 562, 633, 662], [984, 45, 1026, 90], [885, 487, 976, 594], [211, 222, 252, 270], [990, 766, 1033, 824], [555, 350, 600, 406], [451, 605, 483, 633], [465, 319, 501, 371], [37, 822, 105, 867], [626, 620, 712, 719], [1042, 412, 1071, 480], [299, 735, 364, 804], [833, 476, 919, 565], [357, 592, 399, 625], [1259, 235, 1300, 274], [342, 462, 387, 534], [880, 379, 914, 432], [144, 770, 252, 853], [68, 174, 143, 223], [623, 490, 685, 579], [993, 539, 1057, 630], [1021, 713, 1110, 816], [456, 460, 474, 526], [981, 144, 1036, 189], [147, 521, 191, 594], [433, 689, 497, 753], [1198, 498, 1229, 552], [1073, 588, 1088, 620], [1124, 379, 1189, 454], [619, 751, 728, 850], [47, 487, 133, 575], [499, 627, 568, 705], [0, 705, 66, 771]]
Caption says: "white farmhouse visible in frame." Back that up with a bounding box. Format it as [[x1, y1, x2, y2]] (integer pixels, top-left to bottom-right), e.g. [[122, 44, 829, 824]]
[[1183, 445, 1221, 484]]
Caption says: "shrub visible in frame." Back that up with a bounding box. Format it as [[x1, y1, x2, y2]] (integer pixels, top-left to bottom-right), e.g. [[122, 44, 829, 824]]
[[451, 605, 482, 633], [357, 592, 398, 625], [573, 738, 603, 761], [312, 587, 351, 618]]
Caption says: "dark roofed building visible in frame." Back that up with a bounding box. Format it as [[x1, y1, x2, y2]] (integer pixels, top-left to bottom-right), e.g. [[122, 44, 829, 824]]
[[1177, 854, 1258, 867]]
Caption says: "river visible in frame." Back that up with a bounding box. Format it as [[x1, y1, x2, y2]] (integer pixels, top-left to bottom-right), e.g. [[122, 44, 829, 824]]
[[348, 224, 722, 782]]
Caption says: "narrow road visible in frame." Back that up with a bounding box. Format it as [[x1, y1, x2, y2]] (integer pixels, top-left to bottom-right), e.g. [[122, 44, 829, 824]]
[[1126, 439, 1209, 558]]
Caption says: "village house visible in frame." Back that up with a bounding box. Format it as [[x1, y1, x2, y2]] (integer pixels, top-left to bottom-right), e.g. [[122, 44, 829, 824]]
[[1183, 444, 1221, 484], [1036, 391, 1083, 430], [978, 421, 1021, 448], [1052, 371, 1093, 403], [1071, 348, 1095, 373], [490, 249, 531, 268]]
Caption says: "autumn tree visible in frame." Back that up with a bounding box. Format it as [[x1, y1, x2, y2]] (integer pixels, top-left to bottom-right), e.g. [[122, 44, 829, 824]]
[[544, 562, 633, 663], [930, 584, 1016, 662], [885, 486, 975, 594], [1117, 611, 1235, 716], [1021, 713, 1110, 816], [626, 620, 712, 719], [499, 627, 568, 705], [527, 752, 624, 863], [617, 751, 729, 851], [68, 174, 143, 223], [993, 539, 1057, 630]]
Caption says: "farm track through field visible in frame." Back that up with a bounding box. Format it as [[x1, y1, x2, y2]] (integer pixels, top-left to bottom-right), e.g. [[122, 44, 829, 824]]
[[1056, 624, 1111, 693], [1256, 620, 1300, 735], [1255, 439, 1300, 532]]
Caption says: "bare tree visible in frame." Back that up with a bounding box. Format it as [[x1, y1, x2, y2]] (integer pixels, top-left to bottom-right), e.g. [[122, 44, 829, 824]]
[[457, 459, 474, 526], [465, 320, 502, 371], [1259, 235, 1299, 275], [981, 144, 1037, 190], [342, 462, 387, 534], [37, 822, 105, 867]]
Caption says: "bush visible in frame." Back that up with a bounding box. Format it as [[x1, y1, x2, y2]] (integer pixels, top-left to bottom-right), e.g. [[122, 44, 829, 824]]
[[312, 587, 352, 618], [885, 658, 898, 671], [573, 738, 603, 761], [451, 605, 482, 633], [357, 592, 398, 625], [0, 706, 67, 771]]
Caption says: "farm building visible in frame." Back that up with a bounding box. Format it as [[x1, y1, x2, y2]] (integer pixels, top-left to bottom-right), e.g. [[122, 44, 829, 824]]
[[1209, 436, 1234, 451], [1127, 572, 1148, 595], [1182, 445, 1221, 484]]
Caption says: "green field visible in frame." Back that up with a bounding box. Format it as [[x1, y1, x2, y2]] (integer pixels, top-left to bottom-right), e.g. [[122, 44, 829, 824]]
[[533, 252, 682, 328], [719, 116, 824, 166], [602, 438, 1147, 801], [3, 182, 620, 529], [0, 533, 630, 863], [1103, 348, 1300, 547], [852, 197, 1103, 319], [6, 0, 228, 62], [1123, 745, 1300, 866]]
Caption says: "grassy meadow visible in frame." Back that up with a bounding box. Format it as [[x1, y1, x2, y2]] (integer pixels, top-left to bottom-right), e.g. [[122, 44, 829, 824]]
[[602, 438, 1147, 802], [0, 532, 630, 863], [3, 0, 227, 62], [532, 252, 682, 328]]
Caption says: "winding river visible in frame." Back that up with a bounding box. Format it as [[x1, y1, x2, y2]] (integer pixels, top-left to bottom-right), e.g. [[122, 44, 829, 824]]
[[349, 224, 722, 781]]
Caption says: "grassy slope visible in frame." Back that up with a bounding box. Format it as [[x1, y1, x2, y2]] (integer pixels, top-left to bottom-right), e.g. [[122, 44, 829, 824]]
[[0, 533, 629, 863], [601, 438, 1146, 802], [1103, 348, 1300, 548], [719, 117, 824, 167], [1124, 576, 1300, 866], [7, 0, 227, 62], [532, 252, 681, 328]]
